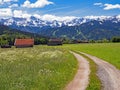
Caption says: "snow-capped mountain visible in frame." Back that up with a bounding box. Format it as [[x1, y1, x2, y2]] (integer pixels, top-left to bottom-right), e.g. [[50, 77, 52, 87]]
[[0, 15, 120, 33], [0, 15, 119, 27], [0, 16, 87, 28], [0, 15, 120, 40]]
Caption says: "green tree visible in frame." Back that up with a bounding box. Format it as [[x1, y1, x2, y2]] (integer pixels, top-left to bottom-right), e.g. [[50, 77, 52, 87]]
[[111, 37, 120, 42], [89, 40, 96, 43]]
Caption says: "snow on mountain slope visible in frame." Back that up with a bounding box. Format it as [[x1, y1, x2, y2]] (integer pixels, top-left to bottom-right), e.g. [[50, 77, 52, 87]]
[[0, 15, 120, 32]]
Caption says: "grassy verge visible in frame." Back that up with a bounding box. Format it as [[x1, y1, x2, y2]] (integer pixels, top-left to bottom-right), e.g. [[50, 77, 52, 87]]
[[0, 46, 78, 90]]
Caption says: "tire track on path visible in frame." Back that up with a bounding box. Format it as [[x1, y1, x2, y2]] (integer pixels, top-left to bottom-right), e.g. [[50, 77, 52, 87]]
[[65, 51, 90, 90], [80, 52, 120, 90]]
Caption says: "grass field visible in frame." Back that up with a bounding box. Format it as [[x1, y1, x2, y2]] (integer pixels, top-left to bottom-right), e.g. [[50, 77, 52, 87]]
[[0, 43, 120, 90], [62, 43, 120, 69], [0, 46, 78, 90]]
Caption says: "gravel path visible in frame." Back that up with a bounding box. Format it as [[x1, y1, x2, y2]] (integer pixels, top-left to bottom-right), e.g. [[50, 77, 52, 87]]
[[65, 51, 90, 90], [80, 52, 120, 90]]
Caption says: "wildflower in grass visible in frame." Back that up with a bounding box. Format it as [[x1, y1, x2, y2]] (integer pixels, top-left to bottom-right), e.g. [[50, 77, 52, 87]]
[[0, 47, 77, 90]]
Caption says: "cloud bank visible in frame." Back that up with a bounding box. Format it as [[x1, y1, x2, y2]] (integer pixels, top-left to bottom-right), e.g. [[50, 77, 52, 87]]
[[94, 3, 120, 10], [0, 8, 13, 17], [22, 0, 54, 8], [104, 4, 120, 10], [0, 9, 77, 22], [0, 0, 18, 4]]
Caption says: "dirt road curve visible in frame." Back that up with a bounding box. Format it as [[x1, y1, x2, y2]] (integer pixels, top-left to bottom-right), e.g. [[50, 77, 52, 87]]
[[81, 52, 120, 90], [65, 51, 90, 90]]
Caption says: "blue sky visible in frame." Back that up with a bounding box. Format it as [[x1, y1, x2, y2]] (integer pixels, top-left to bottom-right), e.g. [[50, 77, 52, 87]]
[[46, 0, 120, 16], [0, 0, 120, 19]]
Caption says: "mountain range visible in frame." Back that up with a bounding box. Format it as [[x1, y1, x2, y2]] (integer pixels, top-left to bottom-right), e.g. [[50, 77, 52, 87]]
[[0, 15, 120, 40]]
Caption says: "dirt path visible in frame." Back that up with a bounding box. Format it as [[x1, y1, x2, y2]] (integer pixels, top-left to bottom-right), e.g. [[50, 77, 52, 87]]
[[80, 52, 120, 90], [65, 51, 90, 90]]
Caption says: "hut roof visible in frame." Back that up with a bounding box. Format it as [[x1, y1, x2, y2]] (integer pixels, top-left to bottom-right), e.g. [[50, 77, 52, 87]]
[[14, 39, 34, 46]]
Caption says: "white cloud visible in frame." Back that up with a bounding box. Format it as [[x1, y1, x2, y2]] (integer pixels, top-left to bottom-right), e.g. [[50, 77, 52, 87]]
[[0, 8, 13, 17], [116, 15, 120, 18], [40, 14, 77, 21], [0, 0, 2, 4], [9, 4, 18, 8], [33, 14, 41, 18], [94, 2, 120, 10], [13, 10, 31, 18], [22, 0, 54, 8], [84, 15, 111, 20], [13, 10, 23, 18], [94, 3, 103, 6], [0, 0, 18, 4], [104, 4, 120, 10], [12, 11, 77, 22], [4, 0, 18, 2]]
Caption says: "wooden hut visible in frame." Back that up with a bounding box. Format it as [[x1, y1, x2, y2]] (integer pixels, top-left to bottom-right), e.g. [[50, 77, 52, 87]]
[[14, 39, 34, 48], [48, 38, 62, 46]]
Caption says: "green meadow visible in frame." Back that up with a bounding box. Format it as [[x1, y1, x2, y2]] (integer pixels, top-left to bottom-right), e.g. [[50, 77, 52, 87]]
[[0, 43, 120, 90], [0, 46, 77, 90], [62, 43, 120, 69]]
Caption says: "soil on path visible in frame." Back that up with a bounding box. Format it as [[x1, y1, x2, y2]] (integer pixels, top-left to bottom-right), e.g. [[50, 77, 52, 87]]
[[65, 51, 90, 90], [81, 52, 120, 90]]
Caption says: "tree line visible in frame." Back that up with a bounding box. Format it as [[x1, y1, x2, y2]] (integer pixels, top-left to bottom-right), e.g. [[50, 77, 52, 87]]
[[89, 37, 120, 43], [0, 35, 48, 46], [62, 37, 120, 44], [0, 36, 120, 45]]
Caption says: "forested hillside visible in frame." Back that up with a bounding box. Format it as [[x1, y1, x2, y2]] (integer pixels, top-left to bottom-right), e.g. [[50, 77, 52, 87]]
[[39, 20, 120, 40], [0, 25, 48, 45]]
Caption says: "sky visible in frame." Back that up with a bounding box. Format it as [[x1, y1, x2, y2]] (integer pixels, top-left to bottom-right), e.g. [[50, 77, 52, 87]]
[[0, 0, 120, 21]]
